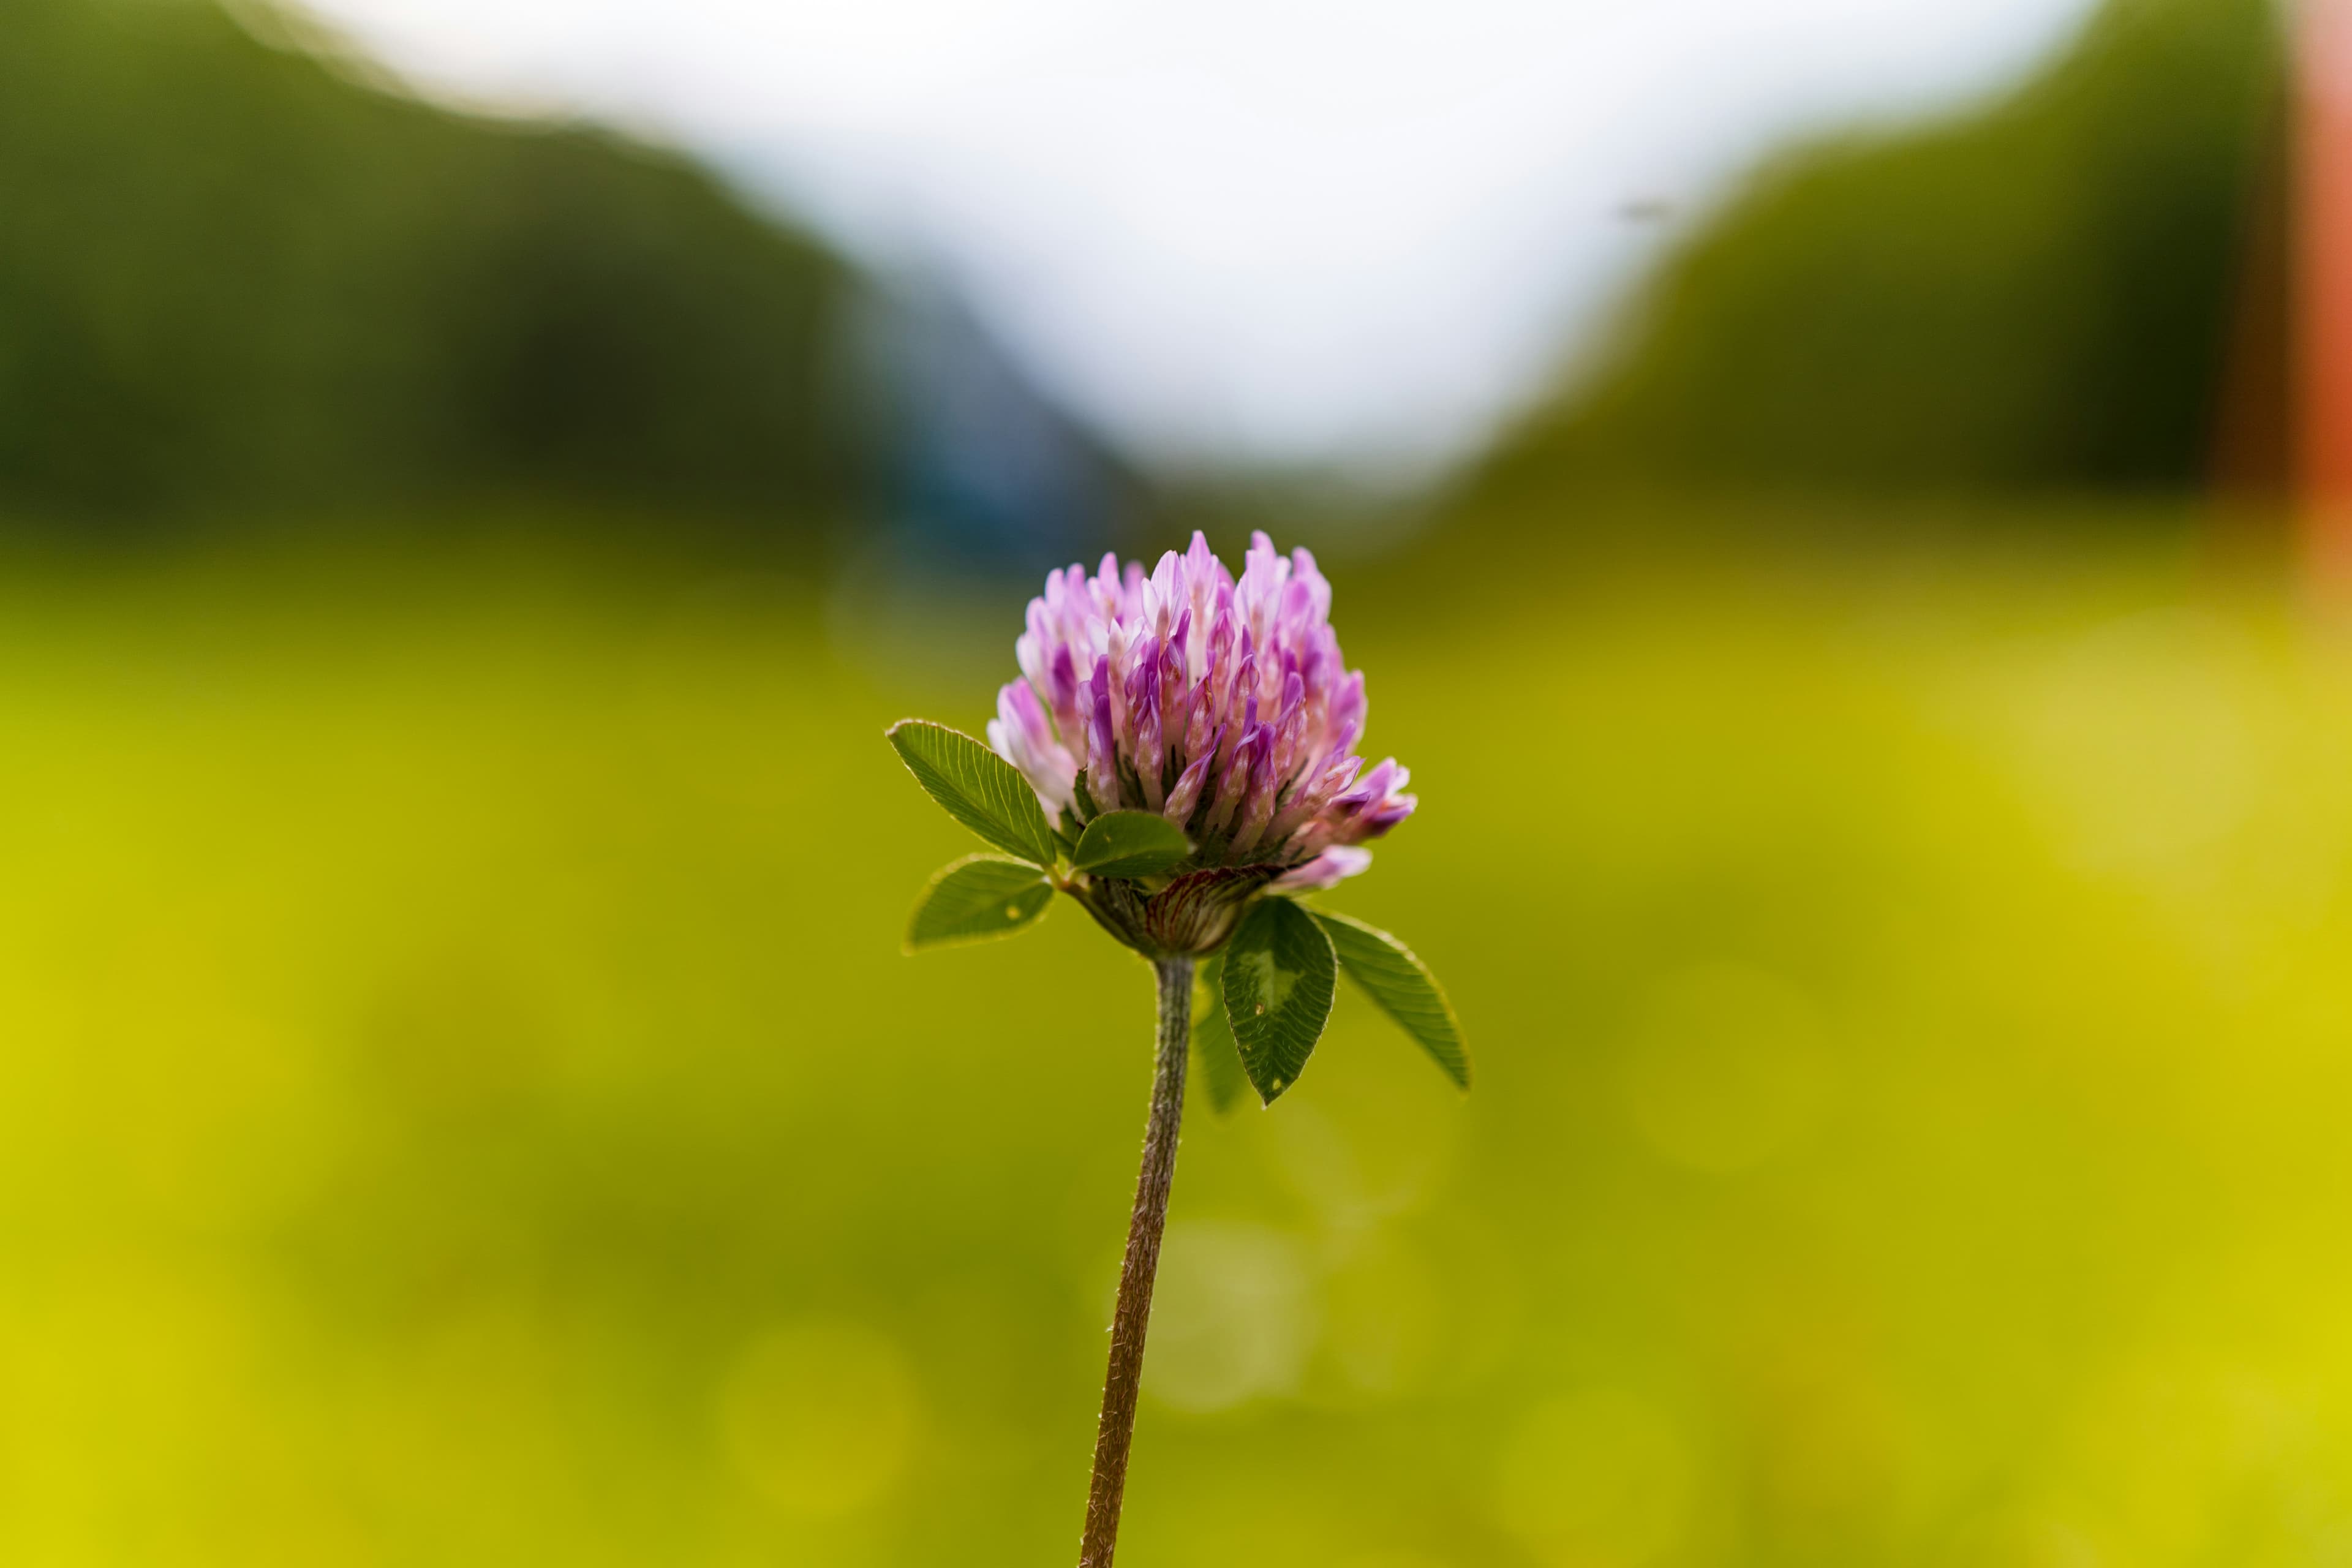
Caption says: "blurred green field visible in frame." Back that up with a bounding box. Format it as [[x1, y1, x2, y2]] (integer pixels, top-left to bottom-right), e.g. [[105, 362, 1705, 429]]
[[7, 521, 2352, 1566]]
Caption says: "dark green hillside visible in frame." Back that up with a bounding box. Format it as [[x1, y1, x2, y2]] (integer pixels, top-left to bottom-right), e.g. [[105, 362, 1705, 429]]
[[1471, 0, 2282, 504], [0, 0, 853, 525]]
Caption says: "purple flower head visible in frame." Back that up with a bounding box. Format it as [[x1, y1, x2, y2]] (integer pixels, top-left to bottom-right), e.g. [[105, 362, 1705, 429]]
[[986, 532, 1415, 891]]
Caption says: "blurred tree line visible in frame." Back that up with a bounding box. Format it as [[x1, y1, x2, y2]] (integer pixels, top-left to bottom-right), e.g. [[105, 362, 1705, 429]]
[[1, 0, 858, 524], [1472, 0, 2284, 504], [0, 0, 2291, 543], [0, 0, 1125, 553]]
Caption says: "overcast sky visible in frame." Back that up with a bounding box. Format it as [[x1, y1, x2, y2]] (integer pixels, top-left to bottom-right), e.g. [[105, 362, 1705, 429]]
[[294, 0, 2098, 480]]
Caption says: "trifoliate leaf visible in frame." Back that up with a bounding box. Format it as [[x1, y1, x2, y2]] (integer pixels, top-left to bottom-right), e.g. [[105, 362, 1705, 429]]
[[1072, 810, 1191, 880], [1190, 954, 1248, 1116], [1313, 910, 1470, 1088], [885, 720, 1059, 866], [1221, 897, 1335, 1106], [905, 854, 1054, 951]]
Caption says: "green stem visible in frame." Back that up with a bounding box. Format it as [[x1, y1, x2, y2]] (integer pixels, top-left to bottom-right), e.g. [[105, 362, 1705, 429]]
[[1077, 957, 1193, 1568]]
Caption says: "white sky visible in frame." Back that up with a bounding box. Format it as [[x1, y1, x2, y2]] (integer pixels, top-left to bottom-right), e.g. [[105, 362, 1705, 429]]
[[293, 0, 2098, 480]]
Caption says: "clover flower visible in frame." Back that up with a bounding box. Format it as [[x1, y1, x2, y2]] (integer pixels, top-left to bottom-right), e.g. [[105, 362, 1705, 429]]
[[883, 532, 1464, 1568], [987, 530, 1415, 894]]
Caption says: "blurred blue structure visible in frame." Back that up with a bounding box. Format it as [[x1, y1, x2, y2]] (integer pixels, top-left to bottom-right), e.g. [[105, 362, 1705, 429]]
[[853, 281, 1130, 578]]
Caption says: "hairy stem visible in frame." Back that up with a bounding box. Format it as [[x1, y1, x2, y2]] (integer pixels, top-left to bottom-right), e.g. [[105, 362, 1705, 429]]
[[1077, 957, 1193, 1567]]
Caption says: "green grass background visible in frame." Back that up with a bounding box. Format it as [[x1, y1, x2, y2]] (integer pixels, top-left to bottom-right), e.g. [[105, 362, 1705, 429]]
[[6, 516, 2352, 1566]]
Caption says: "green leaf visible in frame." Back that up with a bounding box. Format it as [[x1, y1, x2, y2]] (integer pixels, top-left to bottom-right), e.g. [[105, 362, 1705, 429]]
[[1072, 810, 1191, 879], [885, 720, 1059, 865], [1313, 911, 1470, 1089], [1189, 954, 1248, 1116], [905, 854, 1054, 951], [1221, 897, 1336, 1105]]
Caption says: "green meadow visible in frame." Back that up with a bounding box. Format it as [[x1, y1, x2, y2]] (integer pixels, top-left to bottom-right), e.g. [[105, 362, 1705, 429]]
[[6, 517, 2352, 1566]]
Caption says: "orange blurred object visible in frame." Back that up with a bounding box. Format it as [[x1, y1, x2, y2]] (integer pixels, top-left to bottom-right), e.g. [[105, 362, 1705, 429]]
[[2300, 0, 2352, 570]]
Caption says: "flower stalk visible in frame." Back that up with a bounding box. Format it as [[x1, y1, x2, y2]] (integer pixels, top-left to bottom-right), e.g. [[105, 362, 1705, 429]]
[[1077, 957, 1192, 1567]]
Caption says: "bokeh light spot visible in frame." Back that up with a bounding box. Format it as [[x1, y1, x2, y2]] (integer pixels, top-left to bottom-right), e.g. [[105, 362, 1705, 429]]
[[1142, 1223, 1313, 1414], [715, 1317, 919, 1517]]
